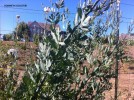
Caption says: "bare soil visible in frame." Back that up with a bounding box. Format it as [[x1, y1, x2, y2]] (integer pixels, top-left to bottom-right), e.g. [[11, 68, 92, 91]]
[[105, 46, 134, 100], [1, 41, 37, 69]]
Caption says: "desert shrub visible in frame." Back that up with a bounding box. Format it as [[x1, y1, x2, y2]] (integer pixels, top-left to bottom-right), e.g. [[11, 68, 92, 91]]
[[1, 0, 124, 99]]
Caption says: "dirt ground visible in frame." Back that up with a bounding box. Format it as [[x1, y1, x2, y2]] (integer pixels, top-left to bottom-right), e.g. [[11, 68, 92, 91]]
[[105, 46, 134, 100], [1, 41, 37, 69]]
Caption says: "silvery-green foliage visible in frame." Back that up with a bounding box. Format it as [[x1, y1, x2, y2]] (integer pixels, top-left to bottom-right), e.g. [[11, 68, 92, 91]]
[[3, 0, 122, 100]]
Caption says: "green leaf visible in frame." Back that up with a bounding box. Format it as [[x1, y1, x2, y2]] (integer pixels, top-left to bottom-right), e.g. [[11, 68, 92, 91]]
[[47, 19, 52, 23], [83, 66, 89, 76], [76, 76, 80, 84], [77, 8, 82, 18], [28, 71, 35, 83], [23, 76, 31, 86], [40, 60, 45, 72], [80, 81, 85, 89], [35, 63, 40, 73], [46, 59, 51, 71], [51, 31, 58, 44]]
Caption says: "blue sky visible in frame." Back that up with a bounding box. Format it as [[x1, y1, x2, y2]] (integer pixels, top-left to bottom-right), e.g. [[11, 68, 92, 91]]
[[0, 0, 134, 34]]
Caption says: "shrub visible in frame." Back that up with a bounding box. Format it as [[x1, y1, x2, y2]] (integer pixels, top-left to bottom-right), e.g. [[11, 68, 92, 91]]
[[33, 34, 40, 45], [1, 0, 123, 99], [3, 34, 12, 41]]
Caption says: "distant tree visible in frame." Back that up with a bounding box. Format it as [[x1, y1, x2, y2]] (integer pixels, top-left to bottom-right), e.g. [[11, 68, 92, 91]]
[[16, 21, 31, 41], [3, 34, 12, 41]]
